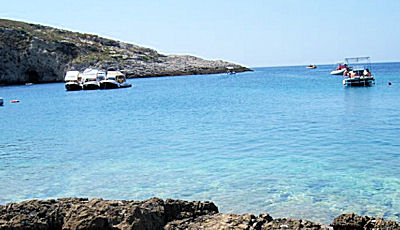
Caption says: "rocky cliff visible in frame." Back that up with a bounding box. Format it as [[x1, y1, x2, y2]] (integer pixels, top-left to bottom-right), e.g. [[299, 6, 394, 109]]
[[0, 18, 250, 85], [1, 198, 399, 230]]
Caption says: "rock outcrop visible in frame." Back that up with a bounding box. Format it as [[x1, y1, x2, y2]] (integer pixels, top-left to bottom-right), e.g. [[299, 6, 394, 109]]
[[1, 198, 399, 230], [331, 213, 400, 230], [0, 18, 250, 85], [0, 198, 218, 230]]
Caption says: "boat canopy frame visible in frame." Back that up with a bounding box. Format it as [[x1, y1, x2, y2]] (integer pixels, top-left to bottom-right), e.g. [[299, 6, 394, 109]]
[[344, 57, 371, 71]]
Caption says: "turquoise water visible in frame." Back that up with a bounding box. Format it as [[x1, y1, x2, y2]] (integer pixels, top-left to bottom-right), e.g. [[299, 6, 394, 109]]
[[1, 63, 400, 224]]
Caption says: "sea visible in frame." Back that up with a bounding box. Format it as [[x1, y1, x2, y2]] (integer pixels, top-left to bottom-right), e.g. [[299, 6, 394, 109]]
[[1, 63, 400, 224]]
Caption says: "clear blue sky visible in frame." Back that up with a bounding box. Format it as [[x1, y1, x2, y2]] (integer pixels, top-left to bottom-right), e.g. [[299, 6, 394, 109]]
[[1, 0, 399, 67]]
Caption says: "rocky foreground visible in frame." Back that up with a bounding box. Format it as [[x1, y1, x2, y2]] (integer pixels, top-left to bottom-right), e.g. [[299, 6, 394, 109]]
[[0, 198, 399, 230], [0, 18, 250, 85]]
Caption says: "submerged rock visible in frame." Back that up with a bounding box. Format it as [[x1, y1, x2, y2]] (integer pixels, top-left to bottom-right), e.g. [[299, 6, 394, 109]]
[[0, 18, 251, 85]]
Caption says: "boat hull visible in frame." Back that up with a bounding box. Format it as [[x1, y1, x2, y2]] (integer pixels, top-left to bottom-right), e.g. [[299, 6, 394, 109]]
[[120, 82, 132, 88], [100, 80, 120, 89], [65, 82, 83, 91], [83, 82, 100, 90], [331, 69, 346, 75], [343, 76, 375, 86], [0, 98, 3, 106]]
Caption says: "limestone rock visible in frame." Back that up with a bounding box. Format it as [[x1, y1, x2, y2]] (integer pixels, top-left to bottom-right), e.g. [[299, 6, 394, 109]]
[[1, 199, 399, 230], [0, 197, 218, 230], [165, 213, 329, 230], [0, 18, 251, 85], [331, 213, 400, 230]]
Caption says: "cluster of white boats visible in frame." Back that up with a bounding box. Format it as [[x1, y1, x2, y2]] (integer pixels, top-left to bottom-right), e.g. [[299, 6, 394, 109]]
[[64, 69, 131, 91], [308, 57, 376, 87]]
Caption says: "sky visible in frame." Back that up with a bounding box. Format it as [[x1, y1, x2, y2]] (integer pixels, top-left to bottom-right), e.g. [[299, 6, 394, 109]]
[[1, 0, 399, 67]]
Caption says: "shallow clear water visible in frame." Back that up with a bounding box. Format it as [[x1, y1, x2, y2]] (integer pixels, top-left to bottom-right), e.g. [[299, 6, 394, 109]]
[[1, 63, 400, 224]]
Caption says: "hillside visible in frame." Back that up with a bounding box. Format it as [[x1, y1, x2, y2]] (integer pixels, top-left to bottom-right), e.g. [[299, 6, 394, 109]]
[[0, 18, 250, 85]]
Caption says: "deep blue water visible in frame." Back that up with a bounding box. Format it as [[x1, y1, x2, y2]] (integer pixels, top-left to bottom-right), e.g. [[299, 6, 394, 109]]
[[1, 63, 400, 224]]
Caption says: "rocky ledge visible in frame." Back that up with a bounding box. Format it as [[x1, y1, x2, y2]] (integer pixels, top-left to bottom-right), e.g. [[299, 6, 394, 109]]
[[0, 18, 250, 85], [1, 198, 399, 230]]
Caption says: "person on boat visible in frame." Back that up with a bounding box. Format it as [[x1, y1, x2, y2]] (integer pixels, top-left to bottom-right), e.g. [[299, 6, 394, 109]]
[[343, 68, 350, 77], [363, 68, 372, 76], [350, 71, 357, 78], [337, 63, 346, 70]]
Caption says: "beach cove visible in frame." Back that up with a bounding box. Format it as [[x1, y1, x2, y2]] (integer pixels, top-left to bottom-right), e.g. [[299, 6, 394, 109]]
[[1, 63, 400, 225]]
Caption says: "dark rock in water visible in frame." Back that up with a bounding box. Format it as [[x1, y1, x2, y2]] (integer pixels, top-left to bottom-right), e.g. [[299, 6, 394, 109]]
[[1, 199, 399, 230], [331, 213, 400, 230], [0, 18, 251, 85], [165, 213, 329, 230], [0, 198, 218, 230], [164, 198, 218, 222]]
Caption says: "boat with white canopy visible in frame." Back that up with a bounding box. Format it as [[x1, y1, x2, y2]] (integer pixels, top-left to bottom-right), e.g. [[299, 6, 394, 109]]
[[64, 71, 83, 91], [100, 70, 131, 89], [82, 68, 100, 90], [342, 57, 375, 86]]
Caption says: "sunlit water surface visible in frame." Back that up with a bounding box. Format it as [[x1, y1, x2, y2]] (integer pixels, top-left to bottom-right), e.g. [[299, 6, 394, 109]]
[[1, 63, 400, 224]]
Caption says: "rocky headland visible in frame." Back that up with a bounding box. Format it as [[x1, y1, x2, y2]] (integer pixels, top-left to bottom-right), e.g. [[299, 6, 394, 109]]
[[0, 18, 250, 85], [0, 198, 399, 230]]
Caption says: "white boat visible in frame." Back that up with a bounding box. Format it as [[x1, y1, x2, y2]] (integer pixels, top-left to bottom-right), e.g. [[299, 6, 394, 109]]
[[331, 61, 348, 75], [116, 72, 132, 88], [0, 97, 3, 106], [226, 66, 236, 75], [82, 69, 100, 90], [342, 57, 375, 86], [64, 71, 83, 91], [330, 68, 346, 75], [100, 70, 132, 89]]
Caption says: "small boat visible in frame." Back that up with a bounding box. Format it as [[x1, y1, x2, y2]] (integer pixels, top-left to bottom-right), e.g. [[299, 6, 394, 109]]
[[82, 69, 100, 90], [10, 100, 20, 103], [226, 66, 236, 75], [343, 57, 375, 86], [116, 73, 132, 88], [306, 64, 317, 69], [100, 70, 122, 89], [0, 97, 3, 106], [331, 61, 348, 75], [331, 69, 346, 75], [64, 71, 83, 91]]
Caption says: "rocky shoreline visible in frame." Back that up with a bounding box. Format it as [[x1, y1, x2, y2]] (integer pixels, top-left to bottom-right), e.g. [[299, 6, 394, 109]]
[[0, 198, 398, 230], [0, 18, 251, 85]]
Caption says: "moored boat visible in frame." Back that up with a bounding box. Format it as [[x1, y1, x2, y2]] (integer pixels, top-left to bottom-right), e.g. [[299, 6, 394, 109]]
[[116, 72, 132, 88], [82, 69, 100, 90], [226, 66, 236, 75], [331, 61, 348, 75], [64, 71, 83, 91], [100, 70, 121, 89], [342, 57, 375, 86]]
